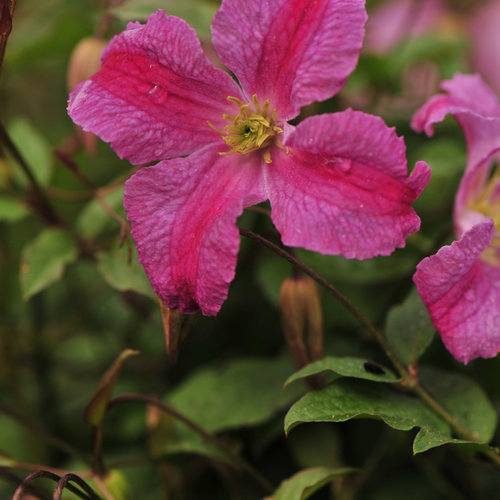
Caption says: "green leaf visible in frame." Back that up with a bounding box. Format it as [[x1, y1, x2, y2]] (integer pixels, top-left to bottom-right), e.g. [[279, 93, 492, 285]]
[[264, 467, 356, 500], [20, 228, 77, 300], [0, 450, 18, 467], [156, 356, 303, 463], [288, 424, 342, 470], [167, 356, 304, 433], [158, 424, 231, 463], [0, 197, 30, 223], [76, 187, 124, 238], [385, 288, 435, 365], [284, 379, 449, 446], [101, 470, 133, 500], [110, 0, 217, 38], [8, 117, 52, 187], [97, 247, 155, 300], [85, 349, 140, 427], [412, 426, 500, 454], [285, 357, 400, 387], [419, 366, 497, 443]]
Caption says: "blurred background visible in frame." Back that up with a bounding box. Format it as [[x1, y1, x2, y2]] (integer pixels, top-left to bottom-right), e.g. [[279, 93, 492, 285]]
[[1, 0, 500, 498]]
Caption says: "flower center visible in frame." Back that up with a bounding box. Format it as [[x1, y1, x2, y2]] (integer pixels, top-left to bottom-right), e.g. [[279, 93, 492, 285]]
[[469, 166, 500, 266], [209, 94, 287, 164]]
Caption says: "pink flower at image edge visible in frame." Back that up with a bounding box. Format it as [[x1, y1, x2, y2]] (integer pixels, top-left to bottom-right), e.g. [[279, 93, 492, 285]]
[[68, 0, 430, 316], [412, 73, 500, 363]]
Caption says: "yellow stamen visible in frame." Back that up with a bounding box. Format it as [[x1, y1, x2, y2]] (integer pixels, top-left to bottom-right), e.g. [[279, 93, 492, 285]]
[[208, 94, 289, 163], [468, 165, 500, 265]]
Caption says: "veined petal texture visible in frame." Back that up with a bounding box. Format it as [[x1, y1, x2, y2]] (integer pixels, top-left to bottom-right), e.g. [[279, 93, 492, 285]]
[[212, 0, 366, 120], [411, 73, 500, 234], [411, 74, 500, 176], [265, 110, 430, 259], [68, 10, 240, 164], [414, 221, 500, 364], [124, 145, 266, 316]]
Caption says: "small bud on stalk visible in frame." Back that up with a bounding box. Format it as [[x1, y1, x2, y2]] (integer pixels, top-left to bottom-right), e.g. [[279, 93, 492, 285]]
[[67, 37, 107, 156], [159, 301, 197, 364], [279, 275, 324, 388]]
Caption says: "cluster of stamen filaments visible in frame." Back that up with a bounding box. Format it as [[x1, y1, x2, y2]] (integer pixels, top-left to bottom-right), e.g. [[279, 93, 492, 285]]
[[209, 94, 288, 164], [470, 167, 500, 266]]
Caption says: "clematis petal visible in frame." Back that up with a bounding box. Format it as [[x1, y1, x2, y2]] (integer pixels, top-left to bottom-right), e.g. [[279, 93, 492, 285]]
[[212, 0, 366, 120], [68, 10, 240, 164], [414, 221, 500, 363], [123, 145, 265, 316], [411, 73, 500, 172], [265, 111, 430, 259], [411, 73, 500, 231]]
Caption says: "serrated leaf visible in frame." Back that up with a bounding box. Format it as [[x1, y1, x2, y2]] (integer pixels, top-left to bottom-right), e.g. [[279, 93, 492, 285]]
[[264, 467, 356, 500], [7, 117, 52, 187], [285, 357, 400, 388], [85, 349, 140, 427], [166, 356, 304, 433], [0, 197, 30, 222], [97, 247, 155, 300], [385, 288, 435, 365], [20, 229, 77, 300], [76, 187, 124, 238], [419, 366, 497, 443], [284, 379, 449, 446]]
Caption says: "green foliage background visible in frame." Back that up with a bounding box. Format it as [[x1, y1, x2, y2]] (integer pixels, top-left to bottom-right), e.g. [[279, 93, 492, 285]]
[[1, 0, 500, 499]]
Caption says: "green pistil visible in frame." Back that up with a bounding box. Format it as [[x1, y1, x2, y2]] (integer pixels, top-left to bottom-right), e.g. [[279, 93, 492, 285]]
[[209, 94, 288, 164]]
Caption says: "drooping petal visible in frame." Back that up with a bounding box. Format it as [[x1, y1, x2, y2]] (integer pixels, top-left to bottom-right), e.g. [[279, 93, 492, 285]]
[[124, 145, 266, 316], [412, 74, 500, 233], [411, 74, 500, 172], [68, 10, 241, 164], [212, 0, 366, 120], [414, 221, 500, 363], [265, 111, 430, 259]]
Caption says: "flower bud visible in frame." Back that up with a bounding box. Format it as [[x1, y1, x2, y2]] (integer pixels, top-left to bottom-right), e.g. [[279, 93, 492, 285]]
[[67, 37, 107, 156], [159, 301, 196, 364], [279, 275, 324, 372]]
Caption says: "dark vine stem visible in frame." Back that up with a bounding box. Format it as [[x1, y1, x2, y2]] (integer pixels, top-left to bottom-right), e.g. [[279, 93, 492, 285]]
[[107, 393, 274, 494], [0, 121, 62, 226], [53, 473, 102, 500], [0, 403, 91, 466], [0, 0, 16, 76], [0, 468, 51, 500], [239, 227, 406, 376], [239, 227, 500, 463], [11, 470, 97, 500]]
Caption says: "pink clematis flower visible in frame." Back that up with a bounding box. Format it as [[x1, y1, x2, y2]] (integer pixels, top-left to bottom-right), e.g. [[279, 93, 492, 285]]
[[412, 73, 500, 363], [68, 0, 430, 316]]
